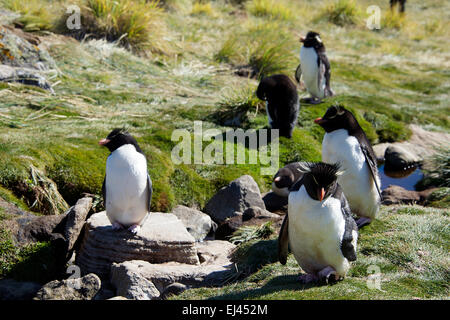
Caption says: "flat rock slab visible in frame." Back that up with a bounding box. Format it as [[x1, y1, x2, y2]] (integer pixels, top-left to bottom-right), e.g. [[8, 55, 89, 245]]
[[76, 211, 199, 278], [110, 240, 236, 299]]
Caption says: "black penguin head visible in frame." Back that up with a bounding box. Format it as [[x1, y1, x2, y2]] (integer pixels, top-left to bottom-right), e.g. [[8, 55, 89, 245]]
[[300, 31, 325, 50], [273, 167, 295, 189], [298, 162, 343, 202], [314, 105, 359, 133], [99, 128, 143, 153], [256, 74, 297, 102]]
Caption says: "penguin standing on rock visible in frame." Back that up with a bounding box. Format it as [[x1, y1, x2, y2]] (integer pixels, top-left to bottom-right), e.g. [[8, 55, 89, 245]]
[[272, 162, 305, 197], [278, 162, 358, 284], [99, 128, 152, 234], [295, 31, 334, 104], [256, 74, 299, 138], [315, 105, 382, 228]]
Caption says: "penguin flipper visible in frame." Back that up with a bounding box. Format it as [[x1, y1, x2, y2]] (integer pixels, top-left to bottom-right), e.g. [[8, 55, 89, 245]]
[[360, 144, 382, 201], [295, 64, 302, 83], [317, 52, 332, 96], [278, 213, 289, 265], [147, 174, 153, 213], [338, 187, 358, 262]]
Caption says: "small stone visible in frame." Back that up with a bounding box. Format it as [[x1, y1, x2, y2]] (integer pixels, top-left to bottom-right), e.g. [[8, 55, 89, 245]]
[[34, 273, 101, 300]]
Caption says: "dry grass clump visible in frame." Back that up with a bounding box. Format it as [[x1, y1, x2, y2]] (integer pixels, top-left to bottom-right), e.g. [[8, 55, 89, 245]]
[[315, 0, 363, 26]]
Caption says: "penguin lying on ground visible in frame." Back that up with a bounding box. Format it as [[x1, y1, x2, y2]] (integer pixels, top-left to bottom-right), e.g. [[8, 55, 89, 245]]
[[256, 74, 299, 138], [315, 105, 382, 229], [272, 162, 305, 197], [99, 128, 152, 234], [295, 31, 334, 104], [278, 162, 358, 284]]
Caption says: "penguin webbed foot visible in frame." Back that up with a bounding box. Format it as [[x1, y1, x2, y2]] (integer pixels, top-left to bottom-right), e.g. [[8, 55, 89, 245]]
[[356, 217, 372, 230], [112, 222, 125, 230], [128, 224, 141, 234], [318, 266, 340, 285]]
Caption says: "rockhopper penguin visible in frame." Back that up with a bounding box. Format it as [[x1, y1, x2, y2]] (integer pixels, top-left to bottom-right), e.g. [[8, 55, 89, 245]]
[[278, 162, 358, 284], [272, 162, 305, 197], [295, 31, 334, 104], [99, 128, 152, 234], [315, 105, 382, 229], [256, 74, 299, 138]]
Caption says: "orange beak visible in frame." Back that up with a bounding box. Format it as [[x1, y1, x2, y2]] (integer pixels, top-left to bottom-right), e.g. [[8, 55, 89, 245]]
[[299, 35, 305, 43], [98, 138, 110, 146], [314, 117, 324, 124], [318, 188, 325, 201]]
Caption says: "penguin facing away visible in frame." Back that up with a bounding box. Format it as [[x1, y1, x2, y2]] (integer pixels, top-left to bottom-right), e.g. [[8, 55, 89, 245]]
[[278, 162, 358, 284], [256, 74, 299, 138], [315, 105, 381, 229], [272, 162, 305, 197], [295, 31, 334, 104], [99, 128, 152, 234]]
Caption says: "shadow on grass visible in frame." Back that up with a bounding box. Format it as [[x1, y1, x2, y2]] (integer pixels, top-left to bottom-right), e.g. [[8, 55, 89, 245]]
[[208, 274, 326, 300]]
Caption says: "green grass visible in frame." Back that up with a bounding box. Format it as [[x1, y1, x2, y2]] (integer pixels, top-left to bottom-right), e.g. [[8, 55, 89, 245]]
[[0, 0, 449, 298], [173, 205, 450, 300], [315, 0, 363, 27]]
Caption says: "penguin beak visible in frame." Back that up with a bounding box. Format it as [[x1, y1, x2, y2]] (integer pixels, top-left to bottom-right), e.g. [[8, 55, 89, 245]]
[[274, 176, 281, 182], [299, 36, 305, 43], [314, 117, 324, 125], [98, 138, 110, 146], [318, 188, 325, 202]]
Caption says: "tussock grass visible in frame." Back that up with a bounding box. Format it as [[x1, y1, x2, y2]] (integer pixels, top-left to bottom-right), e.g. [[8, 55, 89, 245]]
[[54, 0, 170, 54], [211, 82, 263, 127], [315, 0, 362, 26], [215, 22, 297, 79], [1, 0, 58, 31], [416, 148, 450, 190], [246, 0, 293, 21], [191, 2, 216, 17], [229, 221, 274, 245]]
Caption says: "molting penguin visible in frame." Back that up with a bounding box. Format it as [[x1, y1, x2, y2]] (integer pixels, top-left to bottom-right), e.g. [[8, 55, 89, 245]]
[[272, 162, 305, 197], [99, 128, 152, 234], [315, 105, 381, 228], [278, 162, 358, 284], [256, 74, 299, 138], [295, 31, 334, 104]]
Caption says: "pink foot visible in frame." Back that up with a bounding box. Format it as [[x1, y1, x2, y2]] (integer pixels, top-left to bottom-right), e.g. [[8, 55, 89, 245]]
[[112, 222, 125, 230], [128, 224, 141, 234], [318, 266, 340, 284]]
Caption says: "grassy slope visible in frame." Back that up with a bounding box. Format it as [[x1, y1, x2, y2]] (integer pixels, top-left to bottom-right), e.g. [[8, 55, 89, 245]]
[[0, 0, 448, 295], [173, 205, 449, 300]]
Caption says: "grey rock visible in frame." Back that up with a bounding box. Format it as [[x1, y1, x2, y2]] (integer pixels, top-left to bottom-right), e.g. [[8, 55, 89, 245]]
[[382, 185, 436, 205], [385, 145, 422, 169], [204, 175, 265, 224], [0, 279, 42, 300], [172, 205, 215, 241], [0, 65, 54, 92], [64, 197, 92, 256], [242, 206, 281, 221], [75, 211, 199, 278], [110, 264, 161, 300], [34, 273, 101, 300], [110, 240, 236, 295], [161, 282, 187, 299]]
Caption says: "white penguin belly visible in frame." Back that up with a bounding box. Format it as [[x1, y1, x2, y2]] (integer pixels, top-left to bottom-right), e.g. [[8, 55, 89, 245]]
[[288, 186, 350, 277], [322, 130, 380, 219], [105, 144, 149, 226], [300, 47, 325, 99]]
